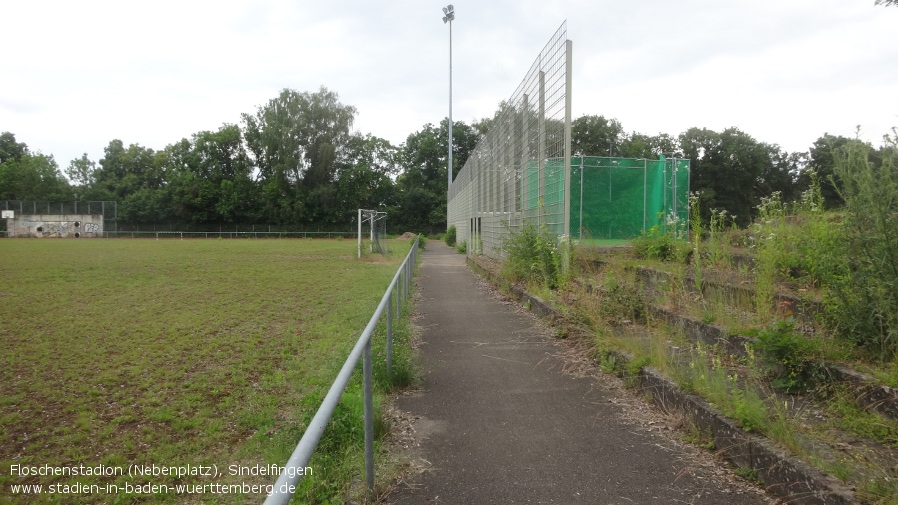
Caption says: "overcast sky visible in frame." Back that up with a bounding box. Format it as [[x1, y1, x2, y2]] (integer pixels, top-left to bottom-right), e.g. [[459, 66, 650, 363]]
[[2, 0, 896, 171]]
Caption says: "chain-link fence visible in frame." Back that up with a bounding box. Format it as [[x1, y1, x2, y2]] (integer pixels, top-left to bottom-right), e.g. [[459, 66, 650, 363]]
[[447, 22, 571, 258]]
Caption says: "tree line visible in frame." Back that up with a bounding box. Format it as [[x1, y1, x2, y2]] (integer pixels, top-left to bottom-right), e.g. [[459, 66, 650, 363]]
[[1, 86, 894, 233]]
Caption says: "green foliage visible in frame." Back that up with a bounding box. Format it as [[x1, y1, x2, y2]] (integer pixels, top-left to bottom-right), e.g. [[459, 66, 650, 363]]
[[417, 234, 427, 250], [631, 224, 688, 262], [790, 174, 844, 288], [456, 240, 467, 254], [396, 119, 478, 233], [445, 225, 457, 247], [501, 224, 562, 290], [823, 132, 898, 359], [0, 137, 73, 201], [571, 115, 624, 156], [733, 466, 759, 482], [0, 131, 28, 164], [681, 126, 797, 227], [690, 193, 704, 293], [751, 317, 829, 393], [706, 207, 735, 268], [750, 192, 791, 319], [597, 272, 646, 324]]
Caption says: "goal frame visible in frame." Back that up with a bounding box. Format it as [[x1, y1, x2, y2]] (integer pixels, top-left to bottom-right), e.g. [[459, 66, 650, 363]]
[[358, 209, 387, 258]]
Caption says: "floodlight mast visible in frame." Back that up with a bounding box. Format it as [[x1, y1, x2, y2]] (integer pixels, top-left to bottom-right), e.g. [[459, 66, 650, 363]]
[[443, 5, 455, 193]]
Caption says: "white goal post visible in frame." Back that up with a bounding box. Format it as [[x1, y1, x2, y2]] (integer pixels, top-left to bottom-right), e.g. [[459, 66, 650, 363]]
[[358, 209, 387, 258]]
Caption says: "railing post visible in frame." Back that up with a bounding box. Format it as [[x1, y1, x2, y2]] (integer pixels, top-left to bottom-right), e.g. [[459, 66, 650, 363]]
[[407, 250, 412, 295], [387, 288, 393, 378], [363, 337, 375, 499], [397, 272, 403, 320]]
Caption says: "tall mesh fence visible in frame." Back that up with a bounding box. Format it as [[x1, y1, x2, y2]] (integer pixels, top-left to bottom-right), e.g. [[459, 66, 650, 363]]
[[570, 157, 690, 241], [447, 22, 571, 258]]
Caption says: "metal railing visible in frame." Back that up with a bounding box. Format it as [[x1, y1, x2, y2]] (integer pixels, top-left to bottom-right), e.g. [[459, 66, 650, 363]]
[[103, 230, 355, 239], [264, 237, 419, 505]]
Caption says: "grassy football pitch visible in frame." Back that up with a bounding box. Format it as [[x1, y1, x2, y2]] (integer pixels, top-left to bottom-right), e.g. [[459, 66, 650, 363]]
[[0, 238, 413, 503]]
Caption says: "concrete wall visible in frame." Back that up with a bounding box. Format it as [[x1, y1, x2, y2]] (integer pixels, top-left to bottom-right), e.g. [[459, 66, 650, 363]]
[[9, 214, 104, 238]]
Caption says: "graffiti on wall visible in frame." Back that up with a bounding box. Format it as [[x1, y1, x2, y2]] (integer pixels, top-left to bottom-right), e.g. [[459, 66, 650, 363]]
[[41, 222, 71, 237], [11, 215, 103, 237]]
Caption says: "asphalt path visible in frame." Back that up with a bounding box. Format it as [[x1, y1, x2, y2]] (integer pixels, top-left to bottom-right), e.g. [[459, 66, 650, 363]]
[[386, 242, 772, 504]]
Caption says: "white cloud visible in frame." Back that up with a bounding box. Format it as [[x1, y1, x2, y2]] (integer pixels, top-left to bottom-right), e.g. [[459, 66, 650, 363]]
[[1, 0, 895, 168]]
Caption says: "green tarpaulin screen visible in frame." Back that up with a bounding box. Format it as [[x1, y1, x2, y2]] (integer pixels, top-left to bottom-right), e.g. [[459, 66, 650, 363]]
[[522, 156, 689, 241]]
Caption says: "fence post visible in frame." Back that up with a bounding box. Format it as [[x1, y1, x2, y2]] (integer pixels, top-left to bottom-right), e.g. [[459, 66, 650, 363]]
[[387, 288, 393, 377], [362, 337, 375, 499], [397, 271, 403, 320], [405, 254, 409, 296]]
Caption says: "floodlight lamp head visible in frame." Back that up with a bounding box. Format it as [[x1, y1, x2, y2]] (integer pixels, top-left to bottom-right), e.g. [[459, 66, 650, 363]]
[[442, 4, 454, 23]]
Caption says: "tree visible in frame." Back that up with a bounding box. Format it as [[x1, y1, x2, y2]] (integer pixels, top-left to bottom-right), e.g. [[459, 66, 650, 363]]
[[798, 134, 858, 208], [66, 153, 96, 188], [616, 132, 682, 159], [0, 132, 28, 164], [165, 124, 254, 225], [571, 115, 624, 156], [680, 127, 778, 226], [242, 87, 357, 224], [761, 147, 804, 203], [395, 119, 477, 232], [332, 134, 398, 225], [94, 140, 162, 199], [0, 150, 72, 201]]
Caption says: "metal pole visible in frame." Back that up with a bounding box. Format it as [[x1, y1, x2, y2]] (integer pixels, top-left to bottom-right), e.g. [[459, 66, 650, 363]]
[[579, 157, 584, 240], [672, 157, 678, 225], [538, 70, 545, 229], [363, 337, 375, 499], [563, 39, 572, 241], [358, 209, 362, 259], [397, 272, 403, 320], [448, 10, 454, 191], [387, 289, 393, 377]]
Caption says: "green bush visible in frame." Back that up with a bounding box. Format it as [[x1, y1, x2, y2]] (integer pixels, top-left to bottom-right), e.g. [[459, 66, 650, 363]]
[[750, 317, 829, 393], [456, 240, 467, 254], [631, 225, 688, 263], [501, 224, 562, 290], [824, 134, 898, 359], [598, 272, 646, 324], [445, 225, 457, 247]]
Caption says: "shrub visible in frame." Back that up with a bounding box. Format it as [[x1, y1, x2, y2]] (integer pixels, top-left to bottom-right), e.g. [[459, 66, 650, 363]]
[[824, 133, 898, 359], [456, 240, 467, 254], [501, 224, 561, 290], [445, 225, 457, 247], [631, 225, 688, 263], [750, 317, 829, 393]]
